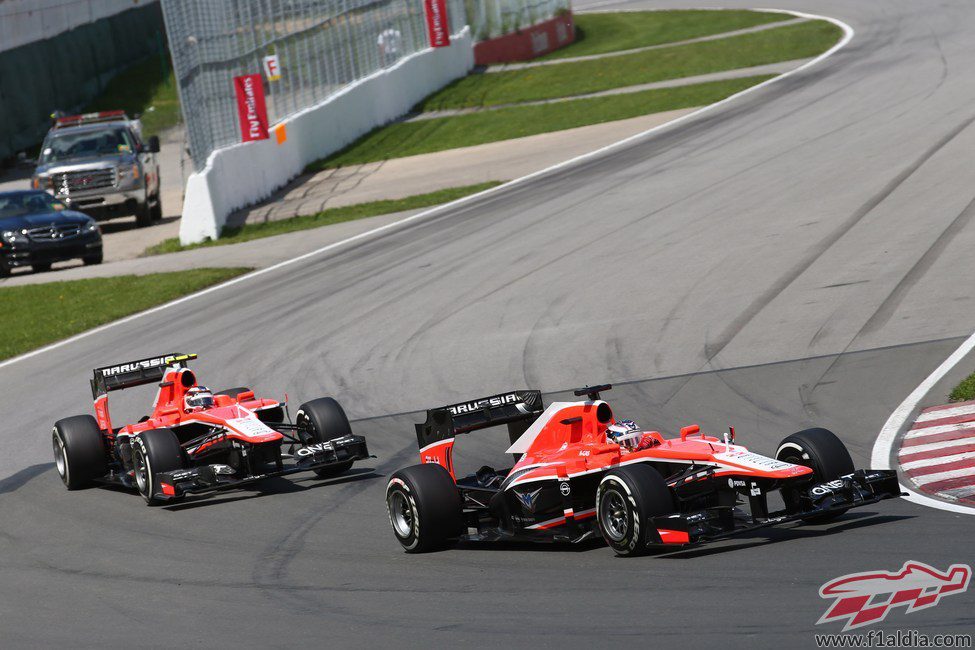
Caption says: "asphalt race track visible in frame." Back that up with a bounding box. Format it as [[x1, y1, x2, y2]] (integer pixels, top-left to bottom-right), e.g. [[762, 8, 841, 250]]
[[3, 1, 975, 646]]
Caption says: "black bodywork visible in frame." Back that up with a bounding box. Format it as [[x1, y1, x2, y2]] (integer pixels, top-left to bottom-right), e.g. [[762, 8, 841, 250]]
[[416, 391, 904, 548], [0, 190, 101, 274]]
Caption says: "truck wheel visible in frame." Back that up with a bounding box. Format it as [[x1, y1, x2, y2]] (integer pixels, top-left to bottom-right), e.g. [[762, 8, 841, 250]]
[[597, 464, 675, 557], [0, 259, 11, 277], [135, 200, 152, 228], [82, 250, 103, 265], [52, 415, 108, 489], [776, 428, 855, 523], [296, 397, 355, 478], [132, 429, 184, 505], [386, 464, 463, 553], [151, 194, 163, 221]]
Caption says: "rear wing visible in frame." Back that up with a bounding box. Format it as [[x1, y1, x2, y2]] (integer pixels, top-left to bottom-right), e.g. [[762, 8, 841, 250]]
[[415, 390, 544, 450], [90, 353, 196, 399]]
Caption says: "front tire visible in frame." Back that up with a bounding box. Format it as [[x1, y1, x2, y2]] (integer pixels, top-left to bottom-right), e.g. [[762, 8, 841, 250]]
[[597, 464, 675, 557], [135, 200, 152, 227], [52, 415, 108, 489], [386, 464, 463, 553], [132, 429, 184, 505], [82, 250, 103, 265], [296, 397, 355, 478], [776, 427, 854, 523]]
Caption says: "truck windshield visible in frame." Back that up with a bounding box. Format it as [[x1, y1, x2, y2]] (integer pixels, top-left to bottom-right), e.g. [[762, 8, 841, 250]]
[[40, 128, 135, 164]]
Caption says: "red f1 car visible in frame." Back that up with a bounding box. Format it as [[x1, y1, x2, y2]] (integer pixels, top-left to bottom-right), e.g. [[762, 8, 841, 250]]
[[52, 353, 370, 505], [386, 385, 903, 555]]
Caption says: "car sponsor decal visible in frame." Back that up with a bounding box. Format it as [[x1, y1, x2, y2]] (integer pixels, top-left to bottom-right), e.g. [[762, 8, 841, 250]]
[[227, 416, 277, 439], [446, 393, 520, 415], [713, 449, 797, 472]]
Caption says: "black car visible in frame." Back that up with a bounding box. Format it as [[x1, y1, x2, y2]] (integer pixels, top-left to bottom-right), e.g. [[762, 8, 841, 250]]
[[0, 190, 102, 276]]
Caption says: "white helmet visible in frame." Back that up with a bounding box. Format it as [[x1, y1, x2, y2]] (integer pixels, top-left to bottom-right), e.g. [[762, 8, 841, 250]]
[[606, 419, 641, 449], [184, 386, 214, 412]]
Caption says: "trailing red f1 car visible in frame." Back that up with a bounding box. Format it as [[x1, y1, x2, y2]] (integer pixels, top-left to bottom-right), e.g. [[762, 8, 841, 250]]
[[52, 353, 370, 505], [386, 385, 903, 555]]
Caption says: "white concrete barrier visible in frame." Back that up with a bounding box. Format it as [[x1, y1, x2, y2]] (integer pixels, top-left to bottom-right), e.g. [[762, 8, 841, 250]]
[[179, 27, 474, 245]]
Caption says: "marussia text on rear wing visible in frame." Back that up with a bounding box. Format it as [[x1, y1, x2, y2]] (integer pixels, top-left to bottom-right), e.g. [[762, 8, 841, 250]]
[[90, 353, 197, 398], [415, 390, 544, 451]]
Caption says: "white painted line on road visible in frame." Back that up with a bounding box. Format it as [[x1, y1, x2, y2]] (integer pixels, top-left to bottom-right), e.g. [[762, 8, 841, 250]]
[[916, 404, 975, 422], [901, 451, 975, 471], [871, 328, 975, 515], [910, 466, 975, 487], [0, 9, 854, 373], [905, 422, 975, 439]]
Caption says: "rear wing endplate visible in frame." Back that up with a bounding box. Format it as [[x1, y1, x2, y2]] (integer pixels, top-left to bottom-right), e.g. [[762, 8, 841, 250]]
[[90, 353, 196, 399], [415, 390, 544, 449]]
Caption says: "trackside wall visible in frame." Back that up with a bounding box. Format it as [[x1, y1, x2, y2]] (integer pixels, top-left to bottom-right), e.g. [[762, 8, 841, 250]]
[[178, 27, 474, 245]]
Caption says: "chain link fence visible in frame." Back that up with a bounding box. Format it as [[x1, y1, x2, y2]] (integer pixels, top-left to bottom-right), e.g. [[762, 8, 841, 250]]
[[465, 0, 570, 41], [161, 0, 470, 169]]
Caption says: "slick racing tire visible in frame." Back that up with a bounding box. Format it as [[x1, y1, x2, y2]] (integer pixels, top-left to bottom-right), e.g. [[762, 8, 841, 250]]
[[386, 464, 463, 553], [216, 386, 284, 423], [132, 429, 184, 505], [776, 428, 855, 524], [597, 464, 676, 557], [296, 397, 355, 478], [52, 415, 108, 490]]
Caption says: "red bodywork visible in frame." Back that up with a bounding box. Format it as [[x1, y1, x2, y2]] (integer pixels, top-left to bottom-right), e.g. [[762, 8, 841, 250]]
[[95, 364, 283, 451]]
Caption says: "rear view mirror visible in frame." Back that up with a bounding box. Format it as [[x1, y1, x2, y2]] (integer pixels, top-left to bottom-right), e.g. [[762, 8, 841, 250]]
[[148, 135, 160, 153]]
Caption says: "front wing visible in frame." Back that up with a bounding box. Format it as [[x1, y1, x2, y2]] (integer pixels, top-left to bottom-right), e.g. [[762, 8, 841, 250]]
[[649, 469, 905, 546], [152, 434, 371, 500]]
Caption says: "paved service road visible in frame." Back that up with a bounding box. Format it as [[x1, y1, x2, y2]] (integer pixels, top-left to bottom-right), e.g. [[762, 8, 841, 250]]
[[2, 1, 974, 647]]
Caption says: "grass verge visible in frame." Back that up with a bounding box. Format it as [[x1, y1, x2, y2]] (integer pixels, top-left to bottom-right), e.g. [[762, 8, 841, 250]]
[[421, 20, 839, 110], [143, 182, 503, 255], [949, 371, 975, 402], [540, 9, 790, 61], [314, 76, 770, 168], [0, 268, 248, 361], [83, 56, 181, 136]]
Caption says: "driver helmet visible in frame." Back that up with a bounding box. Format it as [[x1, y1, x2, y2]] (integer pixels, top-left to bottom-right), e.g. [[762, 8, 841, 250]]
[[184, 386, 214, 412], [606, 419, 641, 449]]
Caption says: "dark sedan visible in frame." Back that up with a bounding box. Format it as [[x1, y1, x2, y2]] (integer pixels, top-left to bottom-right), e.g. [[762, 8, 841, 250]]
[[0, 190, 102, 277]]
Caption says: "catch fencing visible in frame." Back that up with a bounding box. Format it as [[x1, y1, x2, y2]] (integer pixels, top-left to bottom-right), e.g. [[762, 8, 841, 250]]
[[465, 0, 571, 40], [161, 0, 469, 170]]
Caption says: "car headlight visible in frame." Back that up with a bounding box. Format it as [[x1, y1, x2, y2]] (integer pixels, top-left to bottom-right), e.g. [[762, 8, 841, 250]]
[[117, 164, 140, 181], [31, 176, 53, 190], [1, 230, 29, 245]]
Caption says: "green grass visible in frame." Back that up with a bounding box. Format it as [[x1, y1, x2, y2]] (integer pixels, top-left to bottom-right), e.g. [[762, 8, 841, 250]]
[[539, 9, 791, 61], [422, 20, 840, 110], [949, 371, 975, 402], [83, 56, 181, 136], [143, 182, 504, 255], [315, 76, 770, 168], [0, 268, 248, 361]]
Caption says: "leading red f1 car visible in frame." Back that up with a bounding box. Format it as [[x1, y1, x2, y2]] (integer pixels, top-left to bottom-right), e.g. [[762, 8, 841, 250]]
[[385, 385, 903, 555], [52, 353, 370, 505]]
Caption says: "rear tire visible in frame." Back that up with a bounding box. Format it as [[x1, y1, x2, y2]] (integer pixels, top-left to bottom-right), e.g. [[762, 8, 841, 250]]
[[52, 415, 107, 489], [776, 427, 854, 523], [597, 464, 675, 557], [132, 429, 184, 505], [296, 397, 355, 478], [386, 464, 463, 553]]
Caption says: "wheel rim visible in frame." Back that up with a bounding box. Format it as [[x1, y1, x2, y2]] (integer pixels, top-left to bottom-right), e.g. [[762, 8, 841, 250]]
[[133, 449, 149, 495], [600, 489, 628, 541], [52, 431, 67, 480], [388, 490, 414, 539]]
